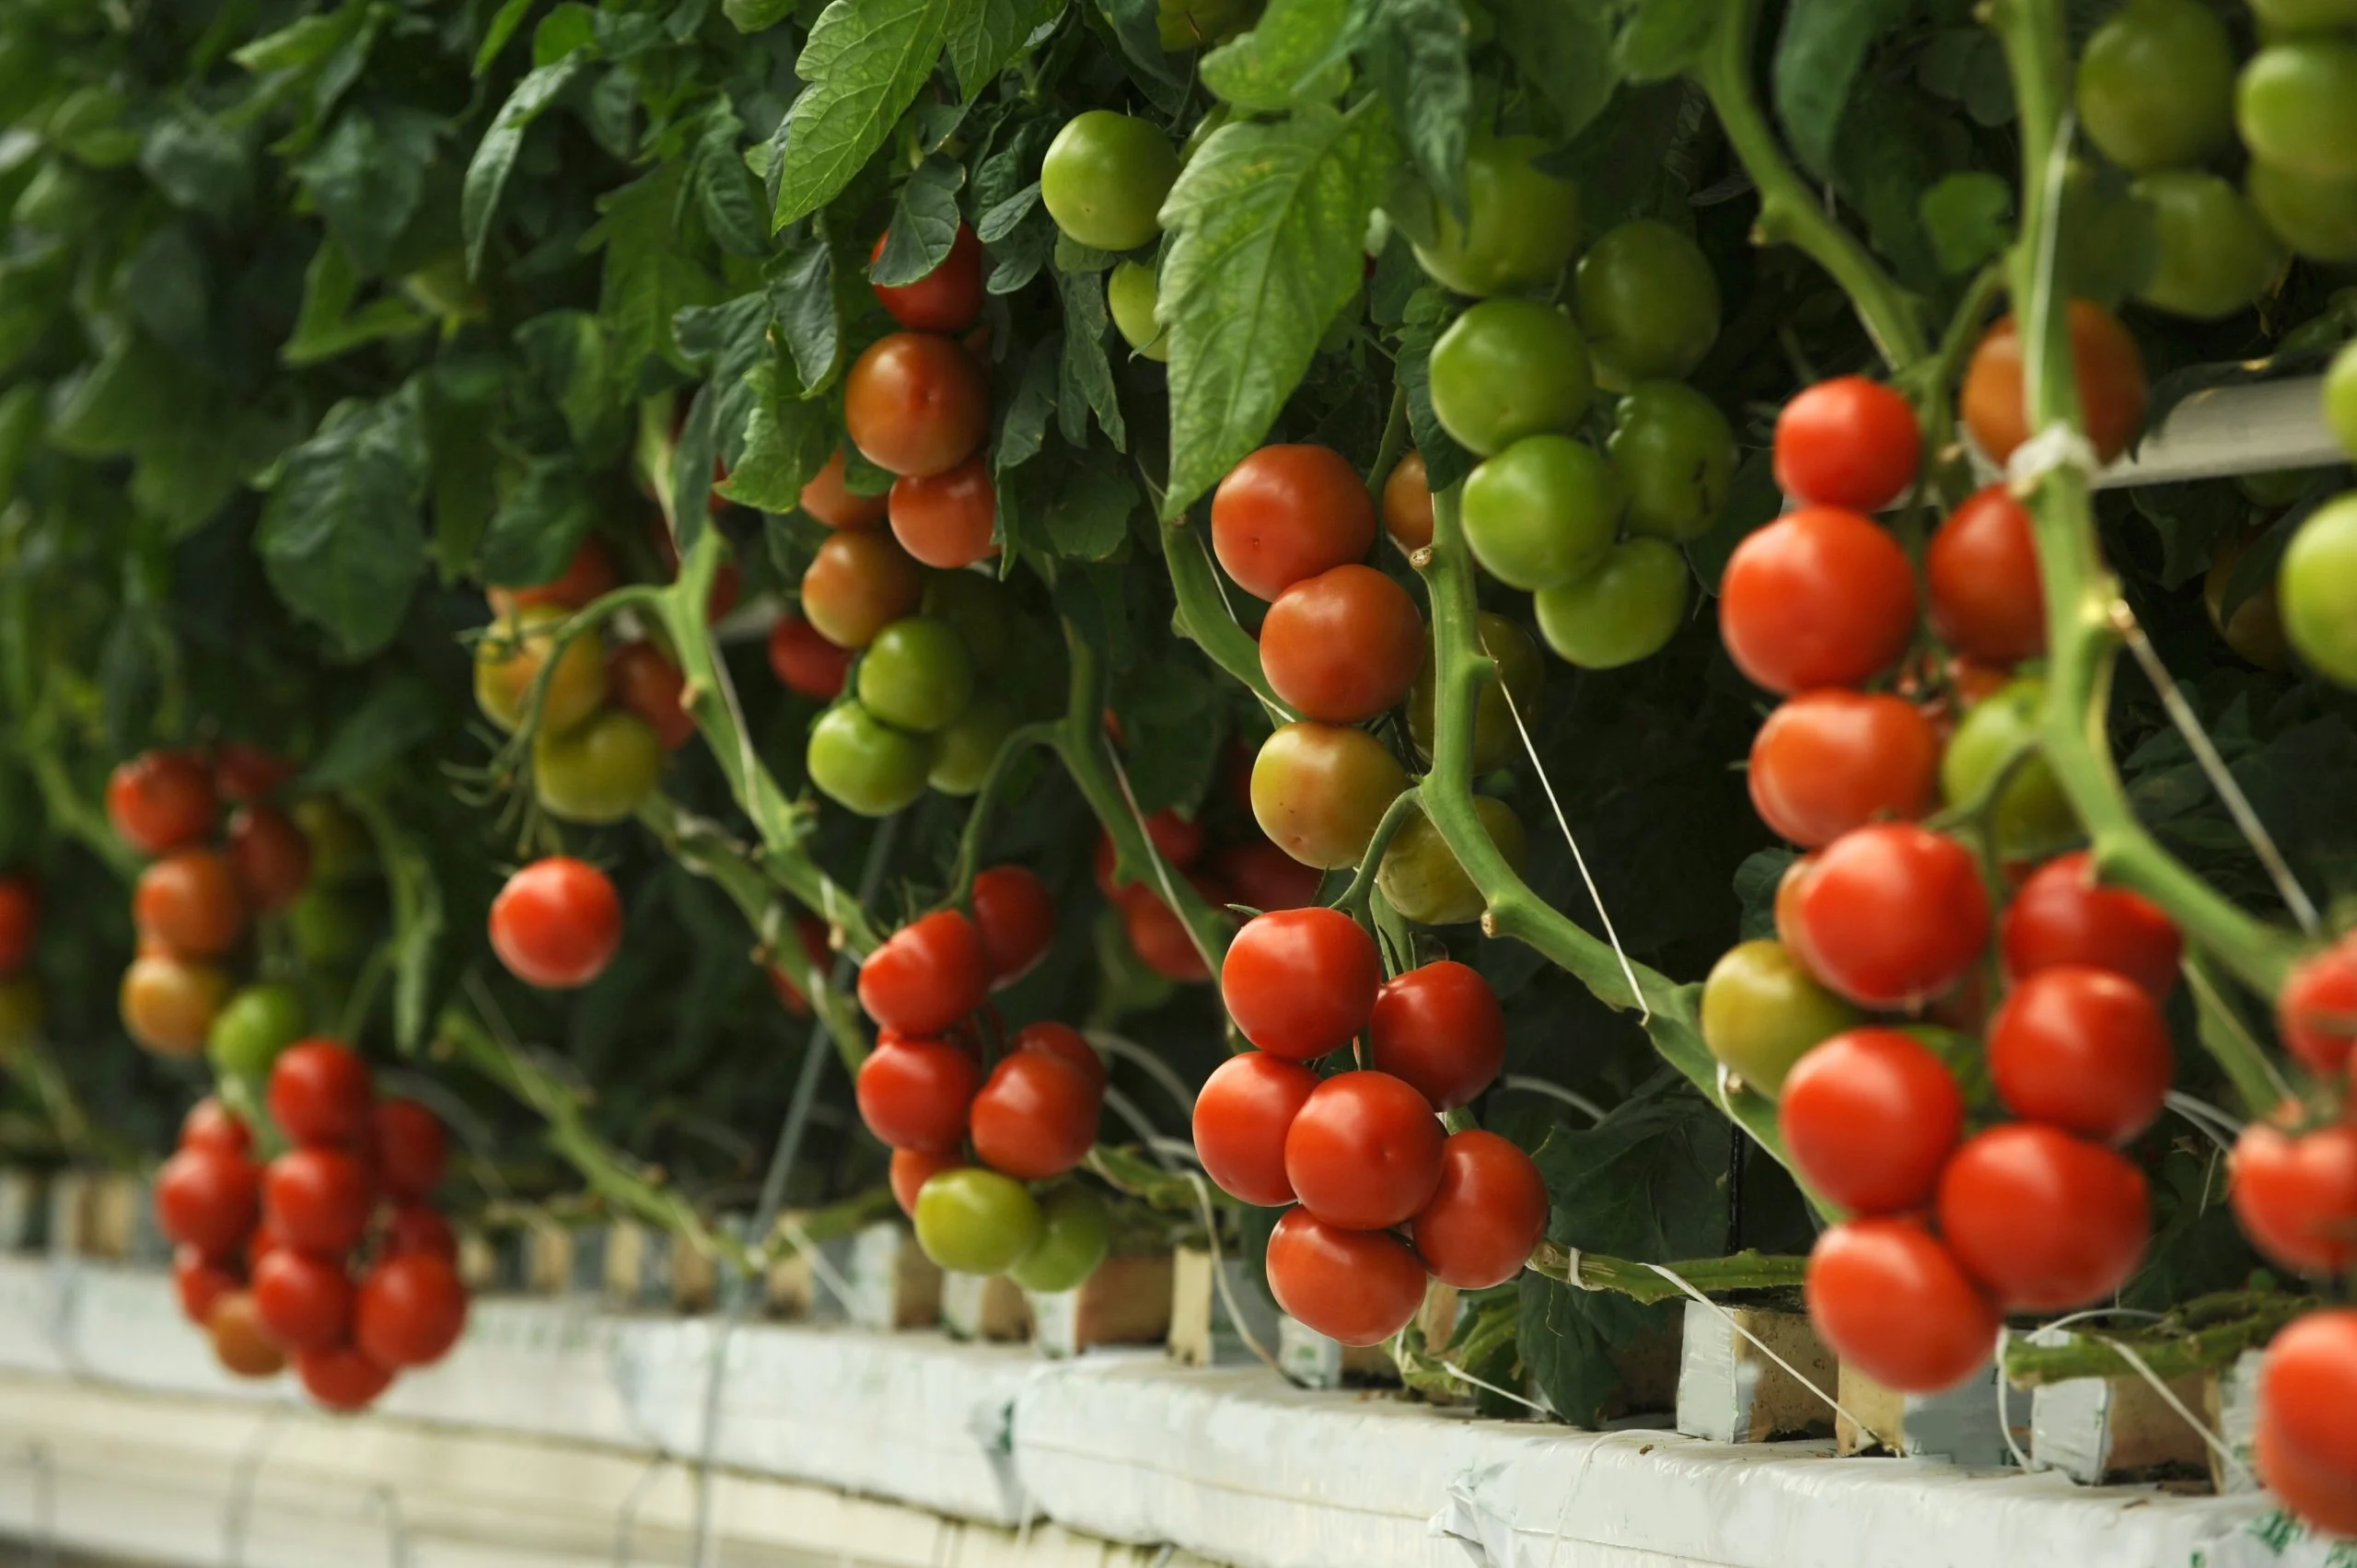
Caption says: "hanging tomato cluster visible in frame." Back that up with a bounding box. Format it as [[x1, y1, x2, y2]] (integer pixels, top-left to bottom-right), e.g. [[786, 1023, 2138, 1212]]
[[2234, 935, 2357, 1282], [1195, 908, 1541, 1347], [154, 1040, 467, 1410]]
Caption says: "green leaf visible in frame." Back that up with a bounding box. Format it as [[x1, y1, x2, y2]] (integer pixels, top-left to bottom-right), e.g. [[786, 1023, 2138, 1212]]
[[872, 154, 967, 285], [475, 0, 540, 72], [1058, 262, 1126, 451], [1041, 445, 1138, 558], [1609, 0, 1719, 82], [0, 385, 42, 504], [977, 180, 1039, 242], [770, 0, 951, 230], [139, 107, 254, 215], [1919, 171, 2013, 277], [726, 0, 800, 30], [768, 238, 842, 391], [236, 7, 364, 73], [123, 226, 214, 367], [0, 243, 67, 381], [297, 104, 440, 274], [1771, 0, 1910, 180], [535, 3, 600, 63], [460, 54, 584, 277], [284, 238, 432, 366], [515, 309, 621, 453], [1396, 289, 1469, 490], [1200, 0, 1353, 110], [944, 0, 1065, 99], [256, 395, 428, 659], [1495, 0, 1617, 141], [695, 102, 772, 258], [719, 362, 835, 509], [1358, 0, 1470, 219], [480, 454, 597, 586], [593, 162, 723, 381], [423, 357, 504, 580], [1101, 0, 1185, 110], [1158, 102, 1395, 517], [993, 333, 1062, 470], [304, 677, 442, 792], [1732, 845, 1797, 941], [987, 204, 1056, 294]]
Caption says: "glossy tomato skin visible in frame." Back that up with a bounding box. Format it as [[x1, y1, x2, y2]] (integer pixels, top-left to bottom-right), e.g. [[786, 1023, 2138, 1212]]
[[1249, 722, 1411, 870], [1263, 1207, 1429, 1347], [1574, 219, 1720, 385], [888, 457, 997, 569], [532, 709, 665, 826], [173, 1246, 241, 1326], [1192, 1052, 1320, 1205], [1609, 381, 1734, 542], [1220, 908, 1381, 1060], [1122, 877, 1220, 982], [2238, 39, 2357, 184], [1039, 110, 1178, 252], [472, 605, 606, 736], [800, 529, 925, 650], [2076, 0, 2234, 172], [2001, 851, 2180, 1000], [970, 865, 1055, 987], [2254, 1307, 2357, 1539], [798, 450, 888, 529], [807, 703, 935, 818], [1410, 1131, 1547, 1289], [227, 805, 312, 912], [1259, 564, 1424, 723], [843, 333, 991, 479], [1215, 839, 1323, 912], [1805, 1219, 1997, 1395], [607, 643, 694, 750], [1006, 1184, 1112, 1293], [1367, 961, 1504, 1110], [489, 858, 622, 990], [1698, 938, 1862, 1097], [857, 617, 974, 733], [1410, 134, 1580, 299], [296, 1343, 395, 1411], [2278, 938, 2357, 1076], [858, 911, 989, 1037], [1794, 825, 1991, 1008], [382, 1204, 458, 1261], [2229, 1119, 2357, 1275], [911, 1167, 1042, 1274], [180, 1097, 252, 1157], [373, 1100, 447, 1200], [768, 613, 855, 700], [252, 1248, 355, 1351], [970, 1051, 1099, 1180], [156, 1145, 261, 1255], [2134, 170, 2285, 320], [1014, 1021, 1106, 1096], [1927, 486, 2045, 665], [1460, 434, 1620, 589], [1381, 450, 1434, 552], [1747, 691, 1940, 849], [1777, 1028, 1964, 1214], [1773, 377, 1922, 512], [122, 955, 229, 1056], [267, 1040, 373, 1146], [2282, 494, 2357, 685], [264, 1147, 373, 1255], [1960, 304, 2146, 468], [1988, 966, 2172, 1144], [1531, 539, 1689, 669], [888, 1148, 963, 1215], [134, 849, 249, 959], [870, 224, 985, 331], [854, 1038, 981, 1154], [108, 750, 218, 855], [1719, 507, 1917, 694], [1427, 299, 1592, 457], [355, 1252, 468, 1368], [1283, 1070, 1444, 1231], [210, 1292, 286, 1378], [1937, 1123, 2150, 1311], [1210, 445, 1376, 601], [1376, 798, 1526, 927]]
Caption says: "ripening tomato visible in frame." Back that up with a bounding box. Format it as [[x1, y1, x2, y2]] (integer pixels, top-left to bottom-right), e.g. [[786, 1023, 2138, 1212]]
[[373, 1100, 447, 1200], [842, 332, 991, 479], [108, 750, 217, 855], [1192, 1052, 1320, 1205], [265, 1146, 373, 1254], [0, 876, 33, 973], [172, 1246, 240, 1326], [2001, 851, 2181, 1000], [1410, 1130, 1547, 1289], [156, 1144, 261, 1255], [471, 605, 606, 737], [1777, 1029, 1964, 1214], [1259, 564, 1424, 723], [1283, 1070, 1444, 1231], [209, 1291, 286, 1379], [2256, 1307, 2357, 1539], [1927, 486, 2045, 665], [1382, 450, 1434, 552], [2278, 939, 2357, 1077], [134, 849, 249, 958], [1937, 1123, 2150, 1310], [355, 1252, 468, 1368], [1220, 907, 1381, 1061], [122, 954, 229, 1057], [227, 804, 312, 913], [1264, 1207, 1428, 1347], [213, 742, 296, 806], [800, 529, 926, 650], [888, 1148, 963, 1215], [180, 1097, 251, 1157], [1214, 839, 1323, 913], [888, 458, 997, 569], [2230, 1118, 2357, 1275], [488, 538, 618, 616], [1960, 303, 2147, 468], [1210, 445, 1377, 601], [912, 1166, 1043, 1274], [1367, 961, 1504, 1110], [1377, 798, 1527, 928], [489, 857, 622, 990], [268, 1039, 373, 1146], [1773, 377, 1922, 512], [296, 1343, 395, 1411], [252, 1248, 354, 1351], [970, 865, 1055, 988], [870, 224, 985, 332], [858, 911, 989, 1038], [971, 1051, 1099, 1180], [1988, 966, 2172, 1144], [800, 450, 888, 530], [768, 613, 855, 699], [1794, 825, 1991, 1008], [1698, 938, 1862, 1097], [1719, 507, 1917, 694], [1249, 721, 1411, 870], [1747, 691, 1940, 849], [855, 1037, 981, 1154], [1805, 1219, 1997, 1395], [607, 642, 694, 750]]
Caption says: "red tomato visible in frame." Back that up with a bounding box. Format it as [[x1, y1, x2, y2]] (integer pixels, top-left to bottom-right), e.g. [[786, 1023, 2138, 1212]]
[[1805, 1219, 1997, 1394], [1366, 960, 1505, 1110], [134, 849, 249, 958], [180, 1097, 251, 1157], [1772, 377, 1922, 513], [354, 1253, 469, 1368], [2000, 852, 2181, 1000], [0, 877, 34, 972], [799, 529, 924, 650], [172, 1246, 240, 1326], [970, 1051, 1100, 1180], [1013, 1021, 1107, 1096], [1382, 450, 1434, 552], [1960, 303, 2146, 468], [1936, 1123, 2149, 1310], [842, 332, 991, 478], [1777, 1028, 1964, 1214], [607, 642, 695, 750], [209, 1291, 286, 1378], [1192, 1052, 1320, 1206], [1210, 445, 1377, 601], [372, 1100, 448, 1200], [107, 750, 218, 854], [265, 1147, 373, 1254], [1122, 877, 1218, 982], [1718, 508, 1917, 694], [768, 613, 855, 699], [970, 865, 1055, 987], [870, 224, 985, 332], [1928, 486, 2045, 665], [2255, 1308, 2357, 1539], [1104, 810, 1209, 879], [799, 450, 889, 529], [252, 1248, 355, 1350], [267, 1040, 374, 1146], [857, 911, 989, 1037], [1213, 839, 1322, 912], [1794, 825, 1990, 1008], [155, 1144, 260, 1255], [489, 858, 622, 990], [854, 1038, 981, 1153], [1259, 564, 1425, 723], [226, 805, 312, 913], [1219, 908, 1380, 1061], [1747, 691, 1941, 848], [888, 458, 997, 568], [1987, 966, 2171, 1144], [488, 538, 618, 616], [296, 1343, 395, 1411], [1283, 1070, 1444, 1231], [381, 1204, 459, 1260], [1264, 1207, 1428, 1347], [2278, 938, 2357, 1078], [1409, 1130, 1547, 1289], [213, 742, 296, 805], [889, 1148, 964, 1215], [2229, 1118, 2357, 1276], [1773, 854, 1824, 975]]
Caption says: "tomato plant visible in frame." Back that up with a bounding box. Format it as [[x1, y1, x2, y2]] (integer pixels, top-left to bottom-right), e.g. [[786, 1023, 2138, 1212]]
[[1699, 940, 1862, 1097], [842, 333, 992, 479], [1282, 1070, 1444, 1231], [1040, 111, 1178, 253], [1248, 722, 1410, 870], [1927, 487, 2045, 666], [1772, 377, 1921, 514], [1575, 221, 1720, 386], [354, 1254, 469, 1368], [1459, 436, 1620, 590], [911, 1167, 1043, 1275], [1805, 1220, 1997, 1395], [1987, 967, 2173, 1144], [970, 1051, 1099, 1180], [1366, 961, 1504, 1111], [1428, 301, 1593, 457]]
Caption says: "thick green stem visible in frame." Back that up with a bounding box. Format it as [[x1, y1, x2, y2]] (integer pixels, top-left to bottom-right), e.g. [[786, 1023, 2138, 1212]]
[[2000, 1292, 2314, 1388], [1328, 785, 1422, 918], [1160, 517, 1297, 721], [1527, 1240, 1806, 1304]]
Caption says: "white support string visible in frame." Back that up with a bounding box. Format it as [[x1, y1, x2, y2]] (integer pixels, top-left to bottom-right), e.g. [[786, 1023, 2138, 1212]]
[[1086, 1029, 1199, 1114], [1179, 1170, 1294, 1384], [1498, 1074, 1609, 1124], [2103, 1335, 2258, 1486], [2165, 1089, 2245, 1155], [1642, 1262, 1875, 1437]]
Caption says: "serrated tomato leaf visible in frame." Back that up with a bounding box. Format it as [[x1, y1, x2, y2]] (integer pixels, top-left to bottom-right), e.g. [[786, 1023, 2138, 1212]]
[[770, 0, 950, 230]]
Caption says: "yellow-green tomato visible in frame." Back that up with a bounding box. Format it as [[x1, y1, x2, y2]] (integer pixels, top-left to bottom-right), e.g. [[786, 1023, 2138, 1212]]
[[2237, 40, 2357, 184], [474, 605, 606, 735], [1041, 111, 1178, 253], [2133, 171, 2286, 321], [1250, 721, 1411, 870], [807, 703, 935, 818], [929, 694, 1019, 796], [1940, 678, 2079, 861], [1106, 261, 1168, 362], [2075, 0, 2235, 174], [1608, 381, 1735, 542], [856, 616, 974, 733], [1408, 610, 1544, 770], [1376, 796, 1527, 926], [206, 982, 306, 1079], [534, 709, 665, 825], [2281, 493, 2357, 687], [1155, 0, 1256, 51], [0, 975, 41, 1048], [293, 797, 373, 885], [2246, 160, 2357, 264], [2327, 341, 2357, 460], [1699, 939, 1863, 1098], [1531, 539, 1689, 668], [1574, 220, 1721, 386], [1410, 134, 1581, 299], [1460, 436, 1621, 590], [1005, 1184, 1112, 1293], [914, 1167, 1045, 1276]]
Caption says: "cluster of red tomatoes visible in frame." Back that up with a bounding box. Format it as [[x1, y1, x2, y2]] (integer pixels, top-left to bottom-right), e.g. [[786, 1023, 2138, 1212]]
[[155, 1040, 466, 1409], [852, 871, 1114, 1291], [1096, 793, 1320, 984], [1193, 908, 1542, 1347]]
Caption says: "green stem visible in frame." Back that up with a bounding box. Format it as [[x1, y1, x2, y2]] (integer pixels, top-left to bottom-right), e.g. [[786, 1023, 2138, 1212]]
[[1328, 785, 1422, 919], [1160, 517, 1297, 721], [1999, 1292, 2315, 1388], [1366, 385, 1410, 502], [1526, 1241, 1807, 1305], [944, 721, 1062, 905]]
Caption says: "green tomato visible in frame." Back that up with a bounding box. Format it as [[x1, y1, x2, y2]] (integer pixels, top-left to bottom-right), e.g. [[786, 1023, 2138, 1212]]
[[807, 702, 935, 818], [921, 570, 1011, 678], [1376, 796, 1527, 926], [929, 694, 1018, 796], [2249, 0, 2357, 29], [1608, 381, 1735, 542], [913, 1167, 1044, 1276], [1698, 939, 1862, 1098], [1155, 0, 1256, 50], [2281, 493, 2357, 687], [2075, 0, 2235, 174], [1107, 261, 1168, 363], [1531, 539, 1689, 668], [2326, 341, 2357, 460], [1041, 111, 1178, 253], [2238, 41, 2357, 184], [1941, 678, 2079, 861], [1006, 1184, 1112, 1292], [534, 709, 665, 825], [286, 887, 369, 970], [0, 975, 40, 1049], [2133, 171, 2285, 321], [2237, 468, 2331, 507], [294, 797, 373, 885], [858, 616, 975, 733], [2246, 159, 2357, 264], [1410, 134, 1581, 299], [1408, 610, 1544, 771], [1460, 436, 1620, 591], [1428, 300, 1592, 457], [206, 982, 306, 1079], [1573, 220, 1721, 387]]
